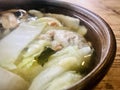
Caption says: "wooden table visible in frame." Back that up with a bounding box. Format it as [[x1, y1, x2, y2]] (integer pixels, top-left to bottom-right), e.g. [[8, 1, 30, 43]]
[[62, 0, 120, 90]]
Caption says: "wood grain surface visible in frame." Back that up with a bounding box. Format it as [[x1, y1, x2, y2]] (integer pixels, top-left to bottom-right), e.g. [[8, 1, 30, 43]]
[[62, 0, 120, 90]]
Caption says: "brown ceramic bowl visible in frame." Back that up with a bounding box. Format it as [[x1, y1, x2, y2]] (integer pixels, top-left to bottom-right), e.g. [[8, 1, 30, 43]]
[[0, 0, 116, 90]]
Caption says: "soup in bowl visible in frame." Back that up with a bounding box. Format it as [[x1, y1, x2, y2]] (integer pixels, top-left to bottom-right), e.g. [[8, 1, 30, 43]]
[[0, 0, 116, 90]]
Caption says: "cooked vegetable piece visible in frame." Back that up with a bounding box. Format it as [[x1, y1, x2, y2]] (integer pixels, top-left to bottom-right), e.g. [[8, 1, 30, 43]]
[[29, 66, 65, 90], [13, 57, 43, 82], [0, 67, 29, 90], [46, 71, 82, 90], [23, 40, 50, 58], [77, 25, 87, 36], [45, 46, 92, 71], [0, 23, 46, 69], [29, 46, 92, 90], [12, 40, 51, 81], [28, 10, 44, 18], [45, 13, 80, 30], [35, 47, 56, 66]]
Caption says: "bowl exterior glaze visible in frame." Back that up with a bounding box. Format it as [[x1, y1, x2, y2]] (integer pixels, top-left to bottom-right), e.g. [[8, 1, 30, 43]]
[[0, 0, 116, 90]]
